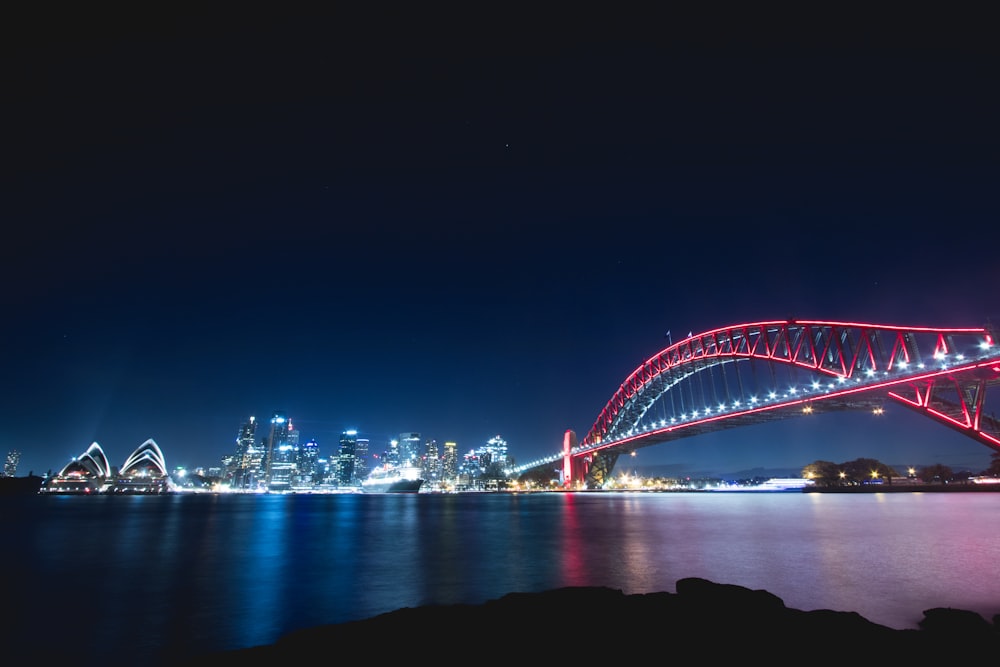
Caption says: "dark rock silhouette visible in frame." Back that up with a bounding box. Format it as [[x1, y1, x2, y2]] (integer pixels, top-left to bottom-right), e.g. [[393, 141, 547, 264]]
[[183, 578, 999, 664], [0, 475, 43, 494]]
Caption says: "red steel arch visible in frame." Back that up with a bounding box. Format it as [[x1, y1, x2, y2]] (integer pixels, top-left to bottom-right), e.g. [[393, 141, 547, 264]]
[[563, 319, 1000, 487]]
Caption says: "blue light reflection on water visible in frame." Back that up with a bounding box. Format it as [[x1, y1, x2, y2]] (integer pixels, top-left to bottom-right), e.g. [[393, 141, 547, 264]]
[[4, 491, 1000, 666]]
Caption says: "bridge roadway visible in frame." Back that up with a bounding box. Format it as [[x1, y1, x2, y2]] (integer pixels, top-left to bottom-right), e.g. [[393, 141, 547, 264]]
[[511, 319, 1000, 488]]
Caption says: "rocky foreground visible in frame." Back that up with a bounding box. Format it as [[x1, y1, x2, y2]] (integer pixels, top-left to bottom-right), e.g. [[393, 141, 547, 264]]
[[186, 578, 999, 663]]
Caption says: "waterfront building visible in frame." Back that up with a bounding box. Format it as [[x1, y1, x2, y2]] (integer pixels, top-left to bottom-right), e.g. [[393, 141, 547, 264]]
[[481, 435, 509, 468], [269, 442, 296, 492], [442, 442, 457, 484], [41, 439, 169, 494], [227, 416, 259, 489], [458, 450, 483, 490], [110, 440, 170, 493], [422, 438, 441, 485], [337, 430, 359, 487], [295, 438, 320, 487], [264, 411, 292, 490], [355, 437, 369, 482]]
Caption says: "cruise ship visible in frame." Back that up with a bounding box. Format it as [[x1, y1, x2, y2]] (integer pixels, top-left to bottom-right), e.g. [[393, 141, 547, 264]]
[[361, 464, 424, 493]]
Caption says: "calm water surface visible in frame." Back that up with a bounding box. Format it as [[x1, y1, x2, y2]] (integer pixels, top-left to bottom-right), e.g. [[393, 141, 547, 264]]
[[4, 491, 1000, 665]]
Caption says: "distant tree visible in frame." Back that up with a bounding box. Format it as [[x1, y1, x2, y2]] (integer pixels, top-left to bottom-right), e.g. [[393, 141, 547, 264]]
[[801, 460, 841, 486], [987, 452, 1000, 477], [918, 463, 954, 484], [840, 458, 898, 484]]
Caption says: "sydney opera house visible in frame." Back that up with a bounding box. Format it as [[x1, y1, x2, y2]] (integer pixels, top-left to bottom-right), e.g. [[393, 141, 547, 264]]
[[40, 439, 172, 494]]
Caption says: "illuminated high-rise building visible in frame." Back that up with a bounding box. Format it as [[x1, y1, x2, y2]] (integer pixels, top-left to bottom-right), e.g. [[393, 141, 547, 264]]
[[3, 449, 20, 477], [442, 442, 457, 482], [296, 438, 320, 486], [384, 438, 401, 467], [355, 437, 369, 481], [337, 430, 358, 486], [422, 438, 440, 483], [227, 416, 259, 489], [399, 432, 421, 466], [265, 411, 292, 490], [480, 435, 509, 468]]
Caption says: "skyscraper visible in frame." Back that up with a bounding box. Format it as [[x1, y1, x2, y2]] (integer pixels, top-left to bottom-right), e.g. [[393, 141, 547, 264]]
[[337, 430, 358, 487], [355, 437, 369, 481], [227, 416, 259, 489], [265, 411, 292, 490], [296, 438, 320, 487], [399, 432, 421, 467], [442, 441, 457, 483], [423, 438, 440, 484]]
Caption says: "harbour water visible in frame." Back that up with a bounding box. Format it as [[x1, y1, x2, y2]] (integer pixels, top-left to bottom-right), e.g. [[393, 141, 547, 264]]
[[4, 491, 1000, 665]]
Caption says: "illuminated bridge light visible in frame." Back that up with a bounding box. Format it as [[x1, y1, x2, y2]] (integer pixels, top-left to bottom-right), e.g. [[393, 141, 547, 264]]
[[866, 368, 876, 377], [811, 381, 821, 389], [768, 392, 777, 400]]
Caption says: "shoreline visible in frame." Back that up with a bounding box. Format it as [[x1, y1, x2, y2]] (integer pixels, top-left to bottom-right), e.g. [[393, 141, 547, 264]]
[[184, 578, 999, 665], [804, 483, 1000, 493]]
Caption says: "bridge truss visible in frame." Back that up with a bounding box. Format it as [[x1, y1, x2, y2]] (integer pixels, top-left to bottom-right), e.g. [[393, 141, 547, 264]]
[[513, 320, 1000, 488]]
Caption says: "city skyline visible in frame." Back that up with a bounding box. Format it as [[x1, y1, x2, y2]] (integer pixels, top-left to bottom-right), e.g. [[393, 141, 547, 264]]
[[3, 10, 998, 479]]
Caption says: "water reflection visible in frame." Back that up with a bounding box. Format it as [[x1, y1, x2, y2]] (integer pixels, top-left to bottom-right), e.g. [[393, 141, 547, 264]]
[[5, 491, 1000, 667]]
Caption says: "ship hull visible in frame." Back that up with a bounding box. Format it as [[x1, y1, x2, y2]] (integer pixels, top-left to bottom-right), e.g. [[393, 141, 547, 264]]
[[362, 478, 423, 493]]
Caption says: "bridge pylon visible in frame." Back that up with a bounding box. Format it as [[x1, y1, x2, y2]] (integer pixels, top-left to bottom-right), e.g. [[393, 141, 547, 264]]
[[562, 429, 577, 488]]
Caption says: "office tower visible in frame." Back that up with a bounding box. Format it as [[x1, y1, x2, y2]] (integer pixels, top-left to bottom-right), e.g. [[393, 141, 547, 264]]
[[423, 438, 440, 483], [355, 437, 369, 481], [337, 430, 358, 486], [384, 438, 401, 467], [264, 411, 290, 489], [3, 449, 20, 477], [442, 442, 457, 483], [297, 438, 320, 486], [481, 435, 509, 469], [266, 412, 294, 491], [399, 432, 421, 466], [228, 416, 258, 489]]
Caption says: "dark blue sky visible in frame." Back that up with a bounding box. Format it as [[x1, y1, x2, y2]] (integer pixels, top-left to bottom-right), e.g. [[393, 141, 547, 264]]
[[4, 9, 998, 478]]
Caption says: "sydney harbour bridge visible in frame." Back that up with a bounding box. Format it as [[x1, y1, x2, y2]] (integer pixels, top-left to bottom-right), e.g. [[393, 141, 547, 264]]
[[511, 319, 1000, 489]]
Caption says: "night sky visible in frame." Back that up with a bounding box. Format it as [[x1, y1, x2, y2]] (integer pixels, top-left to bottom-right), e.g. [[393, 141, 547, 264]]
[[4, 9, 998, 479]]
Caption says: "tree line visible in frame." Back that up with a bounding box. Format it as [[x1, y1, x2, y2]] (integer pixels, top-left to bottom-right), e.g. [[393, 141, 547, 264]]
[[802, 451, 1000, 486]]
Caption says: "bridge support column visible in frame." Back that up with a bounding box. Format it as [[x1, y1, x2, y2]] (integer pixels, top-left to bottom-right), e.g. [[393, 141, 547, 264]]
[[562, 429, 577, 488]]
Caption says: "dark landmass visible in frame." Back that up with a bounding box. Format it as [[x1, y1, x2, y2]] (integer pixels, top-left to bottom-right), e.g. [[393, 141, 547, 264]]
[[184, 578, 999, 665], [0, 475, 43, 494], [805, 483, 1000, 492]]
